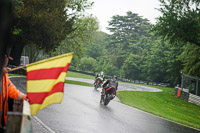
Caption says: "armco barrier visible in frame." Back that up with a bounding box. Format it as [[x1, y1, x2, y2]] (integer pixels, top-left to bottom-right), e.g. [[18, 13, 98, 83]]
[[189, 93, 200, 106], [174, 87, 200, 106]]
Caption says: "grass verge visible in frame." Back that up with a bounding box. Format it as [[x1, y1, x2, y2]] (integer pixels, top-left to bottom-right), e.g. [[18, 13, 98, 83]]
[[65, 80, 93, 87], [9, 73, 26, 77], [67, 71, 94, 79], [118, 86, 200, 129]]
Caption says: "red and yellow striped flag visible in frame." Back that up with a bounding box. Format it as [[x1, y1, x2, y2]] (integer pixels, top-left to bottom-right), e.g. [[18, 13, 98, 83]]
[[26, 52, 74, 115]]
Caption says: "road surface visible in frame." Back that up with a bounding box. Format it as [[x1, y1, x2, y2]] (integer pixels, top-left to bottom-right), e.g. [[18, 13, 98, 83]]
[[33, 78, 200, 133]]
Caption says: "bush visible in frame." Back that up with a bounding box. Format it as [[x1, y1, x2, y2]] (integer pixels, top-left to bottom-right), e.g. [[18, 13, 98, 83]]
[[78, 57, 97, 72]]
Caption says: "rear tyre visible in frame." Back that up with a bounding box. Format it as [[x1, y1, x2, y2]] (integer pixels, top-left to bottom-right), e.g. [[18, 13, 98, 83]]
[[104, 94, 110, 106], [100, 95, 104, 104], [94, 83, 97, 90]]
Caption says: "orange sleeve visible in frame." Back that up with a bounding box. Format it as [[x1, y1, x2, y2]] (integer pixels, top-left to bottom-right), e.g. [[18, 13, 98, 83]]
[[7, 78, 27, 100]]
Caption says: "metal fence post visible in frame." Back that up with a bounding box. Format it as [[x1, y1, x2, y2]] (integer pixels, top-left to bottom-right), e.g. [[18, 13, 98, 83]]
[[196, 79, 198, 96], [181, 72, 184, 90]]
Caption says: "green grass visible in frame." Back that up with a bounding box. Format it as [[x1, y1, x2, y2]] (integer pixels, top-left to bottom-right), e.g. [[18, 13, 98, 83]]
[[65, 80, 93, 87], [67, 71, 95, 79], [118, 86, 200, 129], [8, 73, 26, 77]]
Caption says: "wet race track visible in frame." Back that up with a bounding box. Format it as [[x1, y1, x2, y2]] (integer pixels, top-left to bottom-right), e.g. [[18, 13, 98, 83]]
[[35, 78, 200, 133]]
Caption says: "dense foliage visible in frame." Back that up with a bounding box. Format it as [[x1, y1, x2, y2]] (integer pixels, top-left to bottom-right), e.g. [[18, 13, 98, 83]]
[[9, 0, 94, 64], [74, 9, 200, 87], [12, 0, 75, 52], [12, 0, 200, 87], [152, 0, 200, 47]]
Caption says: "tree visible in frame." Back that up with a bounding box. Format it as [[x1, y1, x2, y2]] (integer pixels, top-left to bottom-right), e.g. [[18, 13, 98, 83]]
[[84, 31, 108, 59], [152, 0, 200, 47], [61, 15, 99, 56], [12, 0, 76, 51], [9, 0, 93, 65], [103, 63, 118, 76], [179, 43, 200, 76], [107, 11, 151, 46], [120, 54, 142, 80], [106, 11, 151, 68], [144, 40, 183, 85], [78, 57, 97, 72], [51, 15, 99, 70]]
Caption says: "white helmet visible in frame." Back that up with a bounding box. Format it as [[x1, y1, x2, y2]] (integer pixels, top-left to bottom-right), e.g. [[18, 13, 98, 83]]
[[100, 71, 104, 76]]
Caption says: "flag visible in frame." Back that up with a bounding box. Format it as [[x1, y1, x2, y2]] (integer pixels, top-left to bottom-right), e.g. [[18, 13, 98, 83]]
[[26, 52, 74, 115]]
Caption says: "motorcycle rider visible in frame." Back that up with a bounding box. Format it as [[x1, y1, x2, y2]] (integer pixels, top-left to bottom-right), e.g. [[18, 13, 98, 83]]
[[99, 71, 105, 81], [94, 71, 105, 85], [101, 75, 118, 99]]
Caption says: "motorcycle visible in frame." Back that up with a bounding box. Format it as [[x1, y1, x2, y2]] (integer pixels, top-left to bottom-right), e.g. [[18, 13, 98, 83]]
[[100, 87, 116, 106], [94, 77, 103, 90]]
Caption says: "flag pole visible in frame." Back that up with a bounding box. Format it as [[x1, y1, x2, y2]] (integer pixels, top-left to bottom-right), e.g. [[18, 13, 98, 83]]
[[8, 65, 26, 72]]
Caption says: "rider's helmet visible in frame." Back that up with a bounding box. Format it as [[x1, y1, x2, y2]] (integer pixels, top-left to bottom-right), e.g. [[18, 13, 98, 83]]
[[100, 71, 104, 76], [112, 75, 117, 81]]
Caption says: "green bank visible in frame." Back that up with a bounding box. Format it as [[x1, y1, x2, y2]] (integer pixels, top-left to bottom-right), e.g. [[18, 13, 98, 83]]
[[118, 86, 200, 129], [65, 80, 93, 87]]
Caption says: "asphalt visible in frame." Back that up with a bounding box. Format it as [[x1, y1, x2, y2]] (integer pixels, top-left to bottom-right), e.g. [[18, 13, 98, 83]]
[[31, 116, 55, 133], [36, 83, 200, 133], [10, 77, 200, 133]]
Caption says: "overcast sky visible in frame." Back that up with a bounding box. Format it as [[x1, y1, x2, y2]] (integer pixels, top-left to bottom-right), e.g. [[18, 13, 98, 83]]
[[87, 0, 161, 33]]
